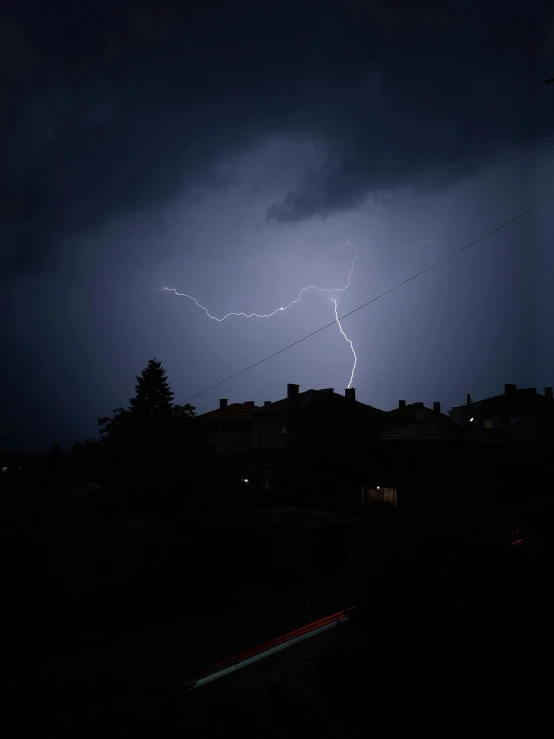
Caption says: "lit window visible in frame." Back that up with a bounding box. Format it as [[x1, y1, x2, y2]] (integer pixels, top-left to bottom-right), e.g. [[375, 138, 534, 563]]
[[383, 488, 397, 506], [280, 423, 287, 435], [484, 420, 493, 429]]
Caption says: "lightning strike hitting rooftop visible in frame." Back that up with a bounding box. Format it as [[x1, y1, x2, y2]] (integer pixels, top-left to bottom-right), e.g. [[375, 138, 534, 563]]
[[332, 297, 357, 388]]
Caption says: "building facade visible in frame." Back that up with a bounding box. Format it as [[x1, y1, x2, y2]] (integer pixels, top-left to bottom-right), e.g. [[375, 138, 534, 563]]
[[249, 383, 388, 505], [198, 399, 256, 461], [376, 417, 472, 528], [450, 384, 554, 442]]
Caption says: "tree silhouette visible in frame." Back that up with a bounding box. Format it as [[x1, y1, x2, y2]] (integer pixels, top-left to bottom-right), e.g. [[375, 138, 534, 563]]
[[129, 358, 174, 419], [98, 359, 203, 513], [171, 403, 196, 419], [99, 359, 189, 441]]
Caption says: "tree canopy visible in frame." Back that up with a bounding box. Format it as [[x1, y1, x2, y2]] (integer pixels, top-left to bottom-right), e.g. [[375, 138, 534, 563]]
[[129, 358, 175, 418], [99, 358, 196, 441], [97, 358, 203, 512]]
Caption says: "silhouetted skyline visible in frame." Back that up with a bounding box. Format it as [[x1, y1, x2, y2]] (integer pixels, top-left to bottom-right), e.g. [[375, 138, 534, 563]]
[[2, 0, 554, 451]]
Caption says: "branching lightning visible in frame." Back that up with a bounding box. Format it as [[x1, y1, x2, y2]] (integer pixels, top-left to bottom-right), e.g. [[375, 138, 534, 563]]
[[163, 240, 360, 386]]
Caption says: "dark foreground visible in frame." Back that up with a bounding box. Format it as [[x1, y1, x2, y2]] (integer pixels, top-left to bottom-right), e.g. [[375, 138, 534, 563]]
[[1, 487, 550, 735]]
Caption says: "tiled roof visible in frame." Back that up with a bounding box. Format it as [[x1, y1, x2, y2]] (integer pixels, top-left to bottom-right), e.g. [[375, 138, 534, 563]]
[[381, 417, 463, 441], [387, 404, 438, 423], [259, 389, 316, 411], [387, 402, 429, 415], [381, 417, 513, 444], [453, 388, 554, 414], [258, 389, 386, 415], [198, 403, 255, 423], [468, 427, 510, 444]]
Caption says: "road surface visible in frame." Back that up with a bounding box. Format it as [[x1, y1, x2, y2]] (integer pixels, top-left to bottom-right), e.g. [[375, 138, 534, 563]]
[[123, 575, 353, 680], [196, 617, 362, 706]]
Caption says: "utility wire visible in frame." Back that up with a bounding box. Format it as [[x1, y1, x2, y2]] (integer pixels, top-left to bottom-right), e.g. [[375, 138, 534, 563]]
[[300, 367, 352, 389], [300, 272, 554, 391], [531, 357, 554, 383], [178, 193, 554, 404]]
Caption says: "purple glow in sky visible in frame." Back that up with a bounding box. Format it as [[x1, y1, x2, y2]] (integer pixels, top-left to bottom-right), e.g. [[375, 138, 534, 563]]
[[162, 240, 360, 387], [1, 1, 554, 451]]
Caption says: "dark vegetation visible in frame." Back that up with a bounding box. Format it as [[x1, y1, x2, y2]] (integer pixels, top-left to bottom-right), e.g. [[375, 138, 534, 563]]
[[0, 359, 306, 729], [1, 358, 550, 733]]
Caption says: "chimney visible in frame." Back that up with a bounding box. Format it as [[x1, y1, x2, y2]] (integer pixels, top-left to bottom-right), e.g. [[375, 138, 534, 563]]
[[243, 401, 255, 408], [287, 383, 300, 400], [504, 383, 517, 395], [345, 388, 356, 401], [219, 399, 228, 409], [545, 387, 553, 400], [399, 400, 406, 409], [466, 393, 471, 407], [433, 401, 441, 414], [264, 400, 272, 406]]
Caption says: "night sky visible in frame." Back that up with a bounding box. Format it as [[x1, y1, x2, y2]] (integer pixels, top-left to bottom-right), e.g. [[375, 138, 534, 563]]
[[2, 1, 554, 452]]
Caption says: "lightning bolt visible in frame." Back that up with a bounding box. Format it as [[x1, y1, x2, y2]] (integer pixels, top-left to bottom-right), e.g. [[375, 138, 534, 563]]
[[332, 298, 357, 388], [163, 241, 358, 320], [163, 240, 360, 386]]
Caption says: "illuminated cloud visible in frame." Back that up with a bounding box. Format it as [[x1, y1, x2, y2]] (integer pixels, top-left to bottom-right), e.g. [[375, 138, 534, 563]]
[[2, 1, 552, 274]]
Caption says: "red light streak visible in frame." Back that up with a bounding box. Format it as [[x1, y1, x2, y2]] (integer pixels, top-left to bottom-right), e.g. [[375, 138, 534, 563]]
[[183, 606, 354, 685]]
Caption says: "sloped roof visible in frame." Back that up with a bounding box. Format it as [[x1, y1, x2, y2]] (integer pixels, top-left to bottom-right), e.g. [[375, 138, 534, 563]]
[[387, 402, 427, 414], [468, 427, 510, 444], [380, 417, 464, 441], [258, 388, 386, 416], [258, 389, 316, 411], [198, 403, 255, 423], [453, 387, 554, 415], [381, 417, 512, 444], [387, 403, 440, 424]]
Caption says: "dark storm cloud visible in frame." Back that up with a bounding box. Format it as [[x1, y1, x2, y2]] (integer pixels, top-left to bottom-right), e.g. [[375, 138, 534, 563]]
[[2, 0, 553, 275]]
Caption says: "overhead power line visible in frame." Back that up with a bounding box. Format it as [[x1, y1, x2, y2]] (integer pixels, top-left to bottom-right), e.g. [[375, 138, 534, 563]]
[[531, 356, 554, 383], [300, 271, 554, 391], [178, 192, 554, 404], [300, 367, 352, 389]]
